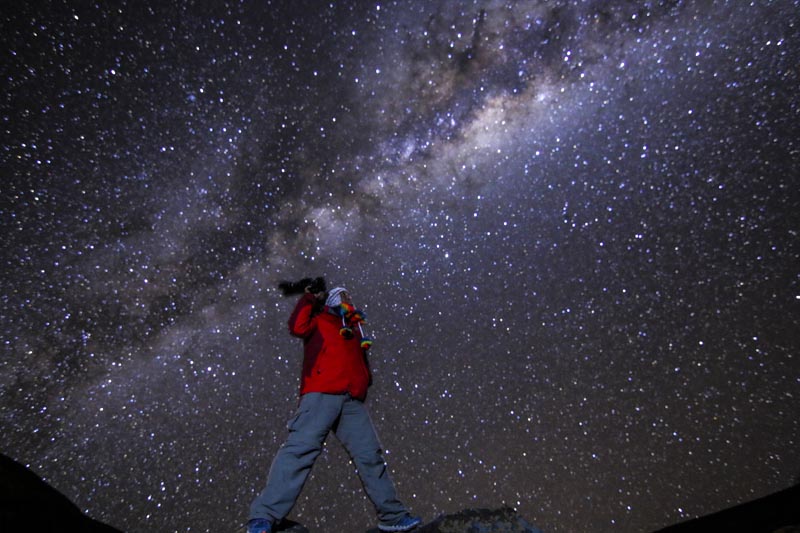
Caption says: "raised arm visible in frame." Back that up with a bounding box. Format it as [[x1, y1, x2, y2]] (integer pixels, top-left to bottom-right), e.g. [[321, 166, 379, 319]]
[[288, 293, 320, 338]]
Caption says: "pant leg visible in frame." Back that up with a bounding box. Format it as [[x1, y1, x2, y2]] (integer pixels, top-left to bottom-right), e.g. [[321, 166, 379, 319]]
[[334, 396, 408, 523], [249, 393, 345, 521]]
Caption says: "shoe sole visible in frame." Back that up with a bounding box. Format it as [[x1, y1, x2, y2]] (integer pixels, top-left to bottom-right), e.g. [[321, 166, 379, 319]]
[[378, 520, 422, 532]]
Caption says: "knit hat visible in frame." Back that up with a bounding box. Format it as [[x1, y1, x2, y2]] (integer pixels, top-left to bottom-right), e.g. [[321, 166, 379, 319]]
[[325, 287, 348, 307]]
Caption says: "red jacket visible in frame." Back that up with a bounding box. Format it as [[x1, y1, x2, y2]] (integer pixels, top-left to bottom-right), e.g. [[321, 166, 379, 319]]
[[288, 293, 372, 400]]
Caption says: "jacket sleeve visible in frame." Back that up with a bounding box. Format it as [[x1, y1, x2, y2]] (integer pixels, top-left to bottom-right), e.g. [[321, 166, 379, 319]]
[[288, 293, 318, 338]]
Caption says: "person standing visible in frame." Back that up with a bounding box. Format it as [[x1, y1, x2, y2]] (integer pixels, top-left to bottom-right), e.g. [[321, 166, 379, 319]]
[[247, 281, 421, 533]]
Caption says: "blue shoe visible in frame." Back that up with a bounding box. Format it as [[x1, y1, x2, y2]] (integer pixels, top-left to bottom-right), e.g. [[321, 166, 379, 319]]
[[378, 515, 422, 532], [246, 518, 272, 533]]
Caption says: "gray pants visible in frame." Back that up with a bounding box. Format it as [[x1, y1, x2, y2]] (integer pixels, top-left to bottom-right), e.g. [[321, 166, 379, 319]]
[[249, 393, 408, 524]]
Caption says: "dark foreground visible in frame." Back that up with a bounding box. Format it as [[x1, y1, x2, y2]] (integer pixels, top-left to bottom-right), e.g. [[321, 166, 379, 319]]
[[2, 453, 798, 532]]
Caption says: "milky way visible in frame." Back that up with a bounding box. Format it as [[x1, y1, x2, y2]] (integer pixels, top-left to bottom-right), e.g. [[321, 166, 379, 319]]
[[2, 2, 799, 532]]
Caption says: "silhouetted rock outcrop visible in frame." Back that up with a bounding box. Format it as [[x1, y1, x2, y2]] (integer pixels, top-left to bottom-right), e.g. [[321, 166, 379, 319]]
[[272, 518, 310, 532], [0, 453, 121, 532], [653, 483, 800, 533], [366, 507, 542, 533]]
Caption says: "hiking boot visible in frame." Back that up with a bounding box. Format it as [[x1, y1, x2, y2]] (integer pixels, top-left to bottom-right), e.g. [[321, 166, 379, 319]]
[[246, 518, 272, 533], [378, 514, 422, 532]]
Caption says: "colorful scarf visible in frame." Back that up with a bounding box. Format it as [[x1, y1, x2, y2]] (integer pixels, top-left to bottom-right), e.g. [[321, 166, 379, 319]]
[[333, 302, 373, 350]]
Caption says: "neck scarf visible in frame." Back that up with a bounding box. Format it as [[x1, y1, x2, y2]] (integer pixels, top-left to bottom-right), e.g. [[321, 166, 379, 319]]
[[330, 301, 372, 350]]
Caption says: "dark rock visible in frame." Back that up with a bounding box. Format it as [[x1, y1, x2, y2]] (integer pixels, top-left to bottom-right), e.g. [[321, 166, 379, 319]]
[[366, 507, 542, 533], [273, 517, 310, 532], [0, 453, 122, 532], [653, 483, 800, 533]]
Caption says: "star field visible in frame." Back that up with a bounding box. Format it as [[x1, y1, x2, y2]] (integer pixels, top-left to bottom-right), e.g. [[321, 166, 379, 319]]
[[2, 1, 799, 532]]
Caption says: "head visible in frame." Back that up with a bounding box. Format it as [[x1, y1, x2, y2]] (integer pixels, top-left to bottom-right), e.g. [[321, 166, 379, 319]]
[[325, 287, 352, 307]]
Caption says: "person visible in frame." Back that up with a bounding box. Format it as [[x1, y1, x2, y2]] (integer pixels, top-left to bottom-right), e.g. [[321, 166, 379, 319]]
[[247, 283, 421, 533]]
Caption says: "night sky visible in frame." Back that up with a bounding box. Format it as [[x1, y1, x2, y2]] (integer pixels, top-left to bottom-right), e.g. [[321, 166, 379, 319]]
[[2, 1, 799, 532]]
